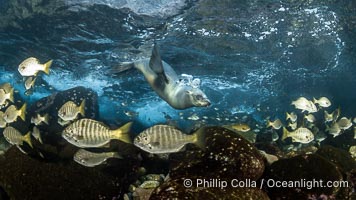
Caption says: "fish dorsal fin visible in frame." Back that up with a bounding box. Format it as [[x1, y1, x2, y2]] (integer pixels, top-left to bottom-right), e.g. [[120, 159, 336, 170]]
[[149, 44, 169, 83]]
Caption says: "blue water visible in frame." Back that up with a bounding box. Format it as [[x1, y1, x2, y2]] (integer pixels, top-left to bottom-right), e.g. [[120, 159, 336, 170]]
[[0, 0, 355, 131]]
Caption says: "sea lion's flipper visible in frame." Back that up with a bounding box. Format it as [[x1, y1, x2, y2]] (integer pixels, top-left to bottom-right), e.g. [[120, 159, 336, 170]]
[[149, 44, 169, 83], [109, 62, 135, 75]]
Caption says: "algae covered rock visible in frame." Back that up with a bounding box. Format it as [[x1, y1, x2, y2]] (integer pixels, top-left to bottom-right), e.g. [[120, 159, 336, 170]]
[[0, 146, 136, 200], [150, 126, 266, 199], [150, 177, 270, 200], [263, 153, 349, 199], [315, 145, 356, 173], [170, 126, 265, 180]]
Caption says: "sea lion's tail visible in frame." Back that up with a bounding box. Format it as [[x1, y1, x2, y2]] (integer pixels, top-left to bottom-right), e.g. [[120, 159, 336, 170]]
[[109, 62, 135, 74]]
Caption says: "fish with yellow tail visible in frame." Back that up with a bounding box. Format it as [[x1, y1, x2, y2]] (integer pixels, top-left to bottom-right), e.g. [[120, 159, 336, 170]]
[[313, 97, 331, 108], [324, 111, 333, 123], [4, 103, 26, 123], [134, 125, 206, 154], [0, 111, 7, 128], [18, 57, 53, 76], [62, 119, 132, 148], [286, 112, 297, 122], [3, 126, 33, 154], [291, 97, 317, 113], [266, 119, 283, 130], [74, 149, 123, 167], [282, 127, 314, 144], [0, 87, 14, 106], [231, 123, 251, 132], [31, 113, 49, 126], [58, 99, 86, 121]]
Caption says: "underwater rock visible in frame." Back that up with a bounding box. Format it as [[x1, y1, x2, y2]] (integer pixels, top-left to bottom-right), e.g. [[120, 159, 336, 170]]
[[28, 86, 98, 143], [315, 145, 356, 174], [150, 177, 270, 200], [21, 86, 100, 160], [263, 153, 349, 199], [149, 127, 266, 199], [170, 126, 265, 181], [0, 146, 136, 200]]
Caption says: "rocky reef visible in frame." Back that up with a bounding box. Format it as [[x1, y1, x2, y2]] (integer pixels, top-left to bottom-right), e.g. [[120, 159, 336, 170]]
[[0, 146, 138, 200], [149, 126, 268, 199]]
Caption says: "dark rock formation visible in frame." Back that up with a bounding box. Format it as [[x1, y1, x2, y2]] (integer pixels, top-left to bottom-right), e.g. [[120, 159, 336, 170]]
[[0, 146, 137, 200], [150, 126, 267, 199], [150, 177, 269, 200], [263, 153, 350, 199]]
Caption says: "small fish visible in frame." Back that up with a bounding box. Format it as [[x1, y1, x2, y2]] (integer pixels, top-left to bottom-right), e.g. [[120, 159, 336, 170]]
[[267, 119, 283, 130], [332, 107, 341, 122], [3, 126, 33, 148], [349, 146, 356, 159], [62, 119, 132, 148], [18, 57, 53, 76], [304, 114, 316, 123], [134, 125, 205, 154], [31, 113, 49, 126], [0, 83, 13, 93], [282, 127, 314, 144], [326, 123, 341, 137], [231, 123, 251, 132], [324, 110, 333, 123], [313, 97, 331, 108], [187, 114, 199, 121], [58, 118, 71, 126], [337, 117, 352, 130], [286, 112, 297, 122], [58, 99, 85, 121], [272, 131, 279, 142], [4, 103, 26, 123], [291, 97, 317, 113], [315, 131, 327, 143], [259, 150, 279, 165], [0, 111, 7, 128], [354, 127, 356, 139], [24, 76, 37, 90], [73, 149, 123, 167], [0, 88, 14, 106], [124, 110, 138, 117], [288, 122, 297, 130], [353, 117, 356, 124], [32, 126, 43, 144]]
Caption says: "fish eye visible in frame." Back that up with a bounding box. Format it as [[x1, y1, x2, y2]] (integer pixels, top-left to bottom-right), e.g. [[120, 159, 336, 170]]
[[144, 137, 148, 141]]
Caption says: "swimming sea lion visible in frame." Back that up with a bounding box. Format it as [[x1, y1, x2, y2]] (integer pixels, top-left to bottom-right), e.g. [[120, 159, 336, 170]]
[[112, 44, 211, 110]]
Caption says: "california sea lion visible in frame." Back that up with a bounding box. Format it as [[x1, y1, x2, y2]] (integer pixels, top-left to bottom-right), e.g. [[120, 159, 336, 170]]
[[113, 44, 211, 110]]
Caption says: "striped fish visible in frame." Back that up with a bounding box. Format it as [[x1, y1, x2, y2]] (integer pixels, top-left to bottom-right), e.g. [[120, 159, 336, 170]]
[[134, 125, 205, 154], [4, 103, 26, 123], [3, 126, 33, 148], [0, 111, 6, 128], [62, 118, 132, 148], [58, 99, 85, 121], [74, 149, 123, 167]]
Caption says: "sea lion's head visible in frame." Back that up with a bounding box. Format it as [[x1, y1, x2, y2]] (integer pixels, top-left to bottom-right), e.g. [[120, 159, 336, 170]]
[[186, 88, 211, 107]]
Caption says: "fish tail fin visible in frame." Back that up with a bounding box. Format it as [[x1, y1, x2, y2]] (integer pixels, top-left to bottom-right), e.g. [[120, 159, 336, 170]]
[[19, 103, 27, 121], [43, 59, 53, 75], [79, 99, 86, 117], [24, 131, 33, 148], [313, 97, 317, 104], [8, 88, 14, 103], [43, 113, 49, 125], [112, 152, 123, 159], [113, 122, 133, 144], [193, 127, 206, 149], [282, 127, 289, 141], [109, 62, 135, 75], [266, 120, 272, 128], [286, 112, 290, 120]]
